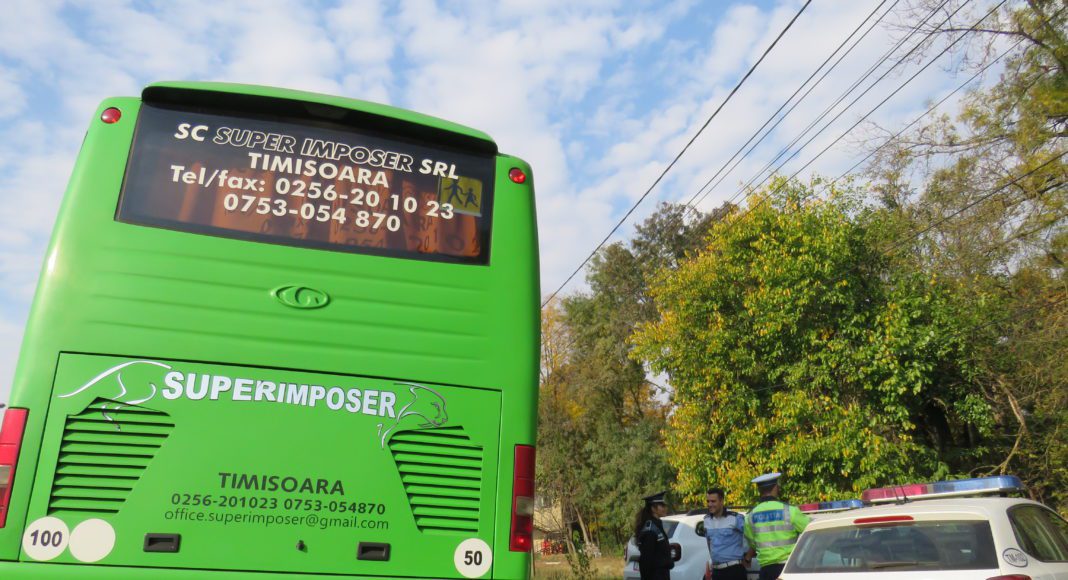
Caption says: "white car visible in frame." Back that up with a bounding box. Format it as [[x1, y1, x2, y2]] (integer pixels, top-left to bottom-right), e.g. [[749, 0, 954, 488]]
[[780, 476, 1068, 580], [624, 511, 760, 580]]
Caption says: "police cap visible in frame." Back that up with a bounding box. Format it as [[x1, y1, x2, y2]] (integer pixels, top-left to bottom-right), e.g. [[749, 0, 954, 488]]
[[751, 472, 782, 491], [642, 491, 668, 506]]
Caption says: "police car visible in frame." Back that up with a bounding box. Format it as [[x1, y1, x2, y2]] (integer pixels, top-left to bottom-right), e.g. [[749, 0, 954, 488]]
[[624, 511, 761, 580], [779, 476, 1068, 580]]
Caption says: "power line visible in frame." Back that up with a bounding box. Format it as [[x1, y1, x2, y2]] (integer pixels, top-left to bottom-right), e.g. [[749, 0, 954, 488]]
[[729, 0, 987, 208], [690, 0, 963, 212], [882, 151, 1067, 256], [703, 0, 1006, 247], [540, 0, 813, 309], [653, 0, 1066, 390], [564, 5, 1066, 402], [829, 35, 1030, 185], [681, 0, 902, 212], [827, 0, 1063, 187]]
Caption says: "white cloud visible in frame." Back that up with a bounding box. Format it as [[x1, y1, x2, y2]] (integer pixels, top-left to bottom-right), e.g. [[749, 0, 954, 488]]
[[0, 0, 1001, 392], [0, 315, 24, 405], [328, 0, 397, 103], [0, 66, 26, 119], [215, 2, 343, 94]]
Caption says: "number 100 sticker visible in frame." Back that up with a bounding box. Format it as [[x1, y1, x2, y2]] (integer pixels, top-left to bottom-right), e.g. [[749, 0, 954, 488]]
[[23, 516, 116, 562], [22, 517, 69, 561], [454, 538, 492, 578]]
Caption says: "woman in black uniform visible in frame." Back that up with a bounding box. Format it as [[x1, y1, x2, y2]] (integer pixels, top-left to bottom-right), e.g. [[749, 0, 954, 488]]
[[634, 491, 674, 580]]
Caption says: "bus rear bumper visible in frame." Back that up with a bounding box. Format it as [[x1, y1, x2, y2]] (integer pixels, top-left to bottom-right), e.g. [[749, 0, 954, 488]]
[[0, 561, 418, 579]]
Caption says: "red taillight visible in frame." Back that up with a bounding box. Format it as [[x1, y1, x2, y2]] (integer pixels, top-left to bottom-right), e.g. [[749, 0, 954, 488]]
[[509, 445, 535, 551], [508, 167, 527, 184], [100, 107, 122, 124], [0, 408, 29, 528], [669, 542, 682, 562], [987, 576, 1031, 580], [853, 515, 914, 525]]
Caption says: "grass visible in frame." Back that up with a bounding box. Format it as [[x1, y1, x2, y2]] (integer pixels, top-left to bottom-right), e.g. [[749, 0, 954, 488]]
[[533, 553, 623, 579]]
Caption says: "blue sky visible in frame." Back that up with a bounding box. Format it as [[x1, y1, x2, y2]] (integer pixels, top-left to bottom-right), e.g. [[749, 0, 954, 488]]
[[0, 0, 1007, 404]]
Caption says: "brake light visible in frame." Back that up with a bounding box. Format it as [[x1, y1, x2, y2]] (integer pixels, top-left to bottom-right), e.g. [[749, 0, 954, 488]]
[[853, 515, 914, 525], [0, 408, 29, 528], [509, 445, 535, 551], [669, 542, 682, 562], [100, 107, 122, 124]]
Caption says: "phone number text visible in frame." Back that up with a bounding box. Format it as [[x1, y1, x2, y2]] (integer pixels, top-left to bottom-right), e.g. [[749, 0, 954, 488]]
[[170, 493, 386, 515]]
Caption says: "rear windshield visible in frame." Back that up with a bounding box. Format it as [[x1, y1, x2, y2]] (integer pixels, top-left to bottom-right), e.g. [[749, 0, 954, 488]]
[[784, 520, 998, 573], [118, 103, 495, 264]]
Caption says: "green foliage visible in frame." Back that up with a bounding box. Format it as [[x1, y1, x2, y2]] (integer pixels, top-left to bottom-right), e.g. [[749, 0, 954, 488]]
[[539, 0, 1066, 528], [564, 530, 595, 580], [632, 180, 984, 503], [866, 0, 1067, 510], [536, 203, 714, 546]]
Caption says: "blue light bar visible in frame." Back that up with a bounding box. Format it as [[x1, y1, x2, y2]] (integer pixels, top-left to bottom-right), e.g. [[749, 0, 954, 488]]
[[799, 499, 866, 513], [932, 476, 1024, 494]]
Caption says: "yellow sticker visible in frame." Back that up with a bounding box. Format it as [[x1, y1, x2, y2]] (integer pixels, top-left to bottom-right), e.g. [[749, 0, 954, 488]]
[[438, 177, 483, 216]]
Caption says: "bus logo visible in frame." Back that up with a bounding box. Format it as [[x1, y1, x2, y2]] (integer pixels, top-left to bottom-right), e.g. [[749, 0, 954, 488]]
[[272, 286, 330, 309], [378, 383, 449, 447], [58, 360, 172, 424]]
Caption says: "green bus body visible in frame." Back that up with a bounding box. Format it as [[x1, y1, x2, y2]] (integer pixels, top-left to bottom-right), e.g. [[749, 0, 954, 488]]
[[0, 82, 539, 579]]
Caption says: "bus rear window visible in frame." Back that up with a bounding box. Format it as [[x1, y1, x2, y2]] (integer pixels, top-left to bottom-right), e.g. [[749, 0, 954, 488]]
[[117, 103, 494, 264]]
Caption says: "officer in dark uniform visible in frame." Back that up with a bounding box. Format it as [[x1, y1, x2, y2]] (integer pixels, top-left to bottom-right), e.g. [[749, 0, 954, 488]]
[[634, 491, 674, 580]]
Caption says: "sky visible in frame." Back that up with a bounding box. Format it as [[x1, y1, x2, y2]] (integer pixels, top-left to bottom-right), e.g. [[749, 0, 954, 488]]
[[0, 0, 1008, 405]]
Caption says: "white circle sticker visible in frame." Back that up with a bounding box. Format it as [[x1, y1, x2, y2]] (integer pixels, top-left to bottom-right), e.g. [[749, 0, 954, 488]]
[[454, 538, 492, 578], [70, 519, 116, 562], [22, 516, 70, 561]]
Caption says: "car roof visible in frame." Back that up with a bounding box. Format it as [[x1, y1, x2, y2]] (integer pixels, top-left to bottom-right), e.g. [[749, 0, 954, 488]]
[[662, 510, 748, 525], [663, 513, 705, 524], [805, 497, 1044, 531]]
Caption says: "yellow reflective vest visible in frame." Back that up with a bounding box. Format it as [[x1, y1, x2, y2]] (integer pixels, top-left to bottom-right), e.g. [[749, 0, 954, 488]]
[[743, 498, 811, 566]]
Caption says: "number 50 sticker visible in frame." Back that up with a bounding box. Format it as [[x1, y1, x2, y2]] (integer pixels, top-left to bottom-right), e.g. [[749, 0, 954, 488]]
[[454, 538, 492, 578]]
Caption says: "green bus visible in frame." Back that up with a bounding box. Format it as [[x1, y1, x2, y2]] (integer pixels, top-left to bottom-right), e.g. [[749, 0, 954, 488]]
[[0, 82, 539, 579]]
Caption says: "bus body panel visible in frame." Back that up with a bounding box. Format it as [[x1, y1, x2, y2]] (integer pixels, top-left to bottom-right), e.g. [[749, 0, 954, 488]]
[[1, 85, 539, 579], [21, 353, 500, 577], [0, 560, 465, 579]]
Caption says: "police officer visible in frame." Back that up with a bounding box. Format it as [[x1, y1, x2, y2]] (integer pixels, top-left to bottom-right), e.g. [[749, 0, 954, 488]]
[[742, 473, 810, 580], [702, 487, 750, 580], [634, 491, 674, 580]]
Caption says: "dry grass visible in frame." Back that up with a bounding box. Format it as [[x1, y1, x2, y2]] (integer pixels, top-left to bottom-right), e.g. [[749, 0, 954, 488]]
[[533, 553, 622, 579]]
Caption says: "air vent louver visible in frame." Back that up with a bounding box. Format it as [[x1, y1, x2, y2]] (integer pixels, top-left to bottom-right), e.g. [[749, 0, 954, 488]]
[[388, 426, 483, 534], [48, 399, 173, 516]]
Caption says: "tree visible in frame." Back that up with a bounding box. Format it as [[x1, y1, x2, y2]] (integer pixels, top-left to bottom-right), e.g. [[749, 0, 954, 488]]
[[631, 179, 987, 504], [867, 0, 1066, 510], [536, 298, 591, 551], [536, 203, 715, 551]]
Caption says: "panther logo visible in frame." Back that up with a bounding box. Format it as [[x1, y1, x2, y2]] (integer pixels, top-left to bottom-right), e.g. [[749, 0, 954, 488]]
[[58, 360, 172, 426], [377, 382, 449, 447]]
